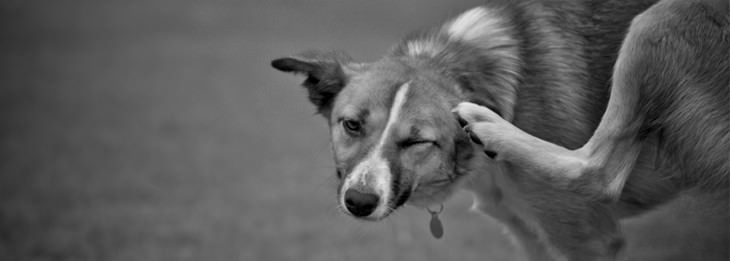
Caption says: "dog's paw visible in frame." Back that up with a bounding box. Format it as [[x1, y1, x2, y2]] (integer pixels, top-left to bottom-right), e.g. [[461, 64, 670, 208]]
[[465, 124, 498, 158], [452, 102, 510, 159], [452, 102, 503, 124]]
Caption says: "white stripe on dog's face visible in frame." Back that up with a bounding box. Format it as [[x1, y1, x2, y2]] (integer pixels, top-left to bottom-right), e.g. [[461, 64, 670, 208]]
[[341, 81, 411, 218]]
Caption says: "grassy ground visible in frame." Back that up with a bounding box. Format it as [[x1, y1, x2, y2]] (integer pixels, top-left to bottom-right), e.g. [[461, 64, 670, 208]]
[[0, 0, 727, 260]]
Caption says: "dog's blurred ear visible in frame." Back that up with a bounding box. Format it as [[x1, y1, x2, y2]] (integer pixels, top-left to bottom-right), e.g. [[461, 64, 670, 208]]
[[271, 51, 357, 117]]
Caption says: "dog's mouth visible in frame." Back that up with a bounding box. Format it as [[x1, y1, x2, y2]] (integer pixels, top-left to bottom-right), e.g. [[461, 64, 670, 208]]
[[418, 177, 455, 187], [360, 177, 463, 221], [339, 175, 462, 221]]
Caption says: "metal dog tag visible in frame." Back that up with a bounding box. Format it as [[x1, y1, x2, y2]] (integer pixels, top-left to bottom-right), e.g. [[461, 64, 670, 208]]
[[429, 212, 444, 239], [427, 204, 444, 239]]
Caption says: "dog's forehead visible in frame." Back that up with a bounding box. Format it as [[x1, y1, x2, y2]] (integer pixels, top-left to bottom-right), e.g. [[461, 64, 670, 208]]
[[334, 62, 455, 134], [333, 61, 410, 118], [339, 60, 445, 108]]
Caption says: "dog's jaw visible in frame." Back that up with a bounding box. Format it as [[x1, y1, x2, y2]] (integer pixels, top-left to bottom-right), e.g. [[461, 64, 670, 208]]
[[407, 178, 466, 208]]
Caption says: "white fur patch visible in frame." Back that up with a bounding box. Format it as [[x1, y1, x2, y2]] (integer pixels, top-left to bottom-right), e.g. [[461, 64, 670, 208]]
[[406, 39, 443, 57], [443, 7, 521, 120], [445, 7, 520, 62], [446, 7, 512, 46], [377, 81, 411, 150], [341, 82, 411, 218]]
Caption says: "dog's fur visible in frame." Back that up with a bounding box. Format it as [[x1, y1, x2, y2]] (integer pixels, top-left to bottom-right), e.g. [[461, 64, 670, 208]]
[[272, 0, 729, 260]]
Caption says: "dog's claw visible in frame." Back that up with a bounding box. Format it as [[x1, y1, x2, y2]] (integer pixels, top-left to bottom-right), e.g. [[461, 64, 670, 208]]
[[454, 111, 468, 128], [463, 125, 497, 159], [457, 106, 497, 159], [467, 129, 484, 145]]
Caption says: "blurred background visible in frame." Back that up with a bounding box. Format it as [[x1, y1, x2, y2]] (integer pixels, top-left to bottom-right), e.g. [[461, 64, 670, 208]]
[[0, 0, 727, 260]]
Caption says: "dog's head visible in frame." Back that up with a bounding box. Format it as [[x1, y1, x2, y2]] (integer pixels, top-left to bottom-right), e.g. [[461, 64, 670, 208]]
[[271, 7, 519, 220], [272, 52, 479, 220]]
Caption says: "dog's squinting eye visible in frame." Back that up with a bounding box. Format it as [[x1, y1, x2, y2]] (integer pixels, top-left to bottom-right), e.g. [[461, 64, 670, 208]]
[[398, 139, 436, 148], [342, 119, 362, 135]]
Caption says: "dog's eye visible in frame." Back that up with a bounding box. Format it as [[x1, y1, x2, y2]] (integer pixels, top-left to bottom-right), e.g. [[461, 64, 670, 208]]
[[342, 119, 362, 135], [398, 139, 436, 148]]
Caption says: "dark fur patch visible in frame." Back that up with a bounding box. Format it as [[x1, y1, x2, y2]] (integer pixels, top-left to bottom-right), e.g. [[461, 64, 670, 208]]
[[271, 51, 355, 116]]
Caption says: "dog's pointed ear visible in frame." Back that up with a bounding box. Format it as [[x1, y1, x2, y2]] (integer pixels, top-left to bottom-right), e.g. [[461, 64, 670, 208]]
[[271, 51, 357, 117]]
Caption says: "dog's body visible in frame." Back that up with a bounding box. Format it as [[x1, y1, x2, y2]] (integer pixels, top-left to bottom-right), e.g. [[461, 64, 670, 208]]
[[272, 0, 729, 260]]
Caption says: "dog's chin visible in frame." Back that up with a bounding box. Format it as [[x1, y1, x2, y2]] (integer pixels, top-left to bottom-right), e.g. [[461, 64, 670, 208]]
[[340, 205, 397, 222], [360, 209, 395, 221]]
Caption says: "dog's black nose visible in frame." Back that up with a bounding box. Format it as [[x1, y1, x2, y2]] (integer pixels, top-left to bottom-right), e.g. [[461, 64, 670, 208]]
[[344, 189, 379, 217]]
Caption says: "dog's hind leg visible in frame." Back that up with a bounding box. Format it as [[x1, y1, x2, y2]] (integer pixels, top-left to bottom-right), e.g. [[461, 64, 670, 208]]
[[455, 0, 729, 200], [455, 1, 727, 259], [453, 11, 654, 198], [577, 0, 730, 198]]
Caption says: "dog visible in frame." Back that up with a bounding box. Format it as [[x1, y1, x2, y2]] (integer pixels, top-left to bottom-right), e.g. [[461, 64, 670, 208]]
[[271, 0, 729, 259]]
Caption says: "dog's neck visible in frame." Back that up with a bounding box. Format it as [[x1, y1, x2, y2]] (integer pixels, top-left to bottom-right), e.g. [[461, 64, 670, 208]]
[[460, 152, 502, 201]]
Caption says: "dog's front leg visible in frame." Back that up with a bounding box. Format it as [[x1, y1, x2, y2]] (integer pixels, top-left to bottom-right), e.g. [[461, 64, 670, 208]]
[[465, 169, 560, 261]]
